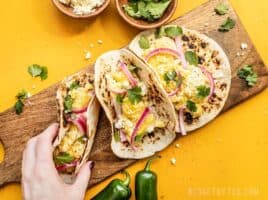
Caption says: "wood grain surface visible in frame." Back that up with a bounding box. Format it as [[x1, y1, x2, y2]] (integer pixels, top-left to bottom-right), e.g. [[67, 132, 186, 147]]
[[0, 0, 267, 188]]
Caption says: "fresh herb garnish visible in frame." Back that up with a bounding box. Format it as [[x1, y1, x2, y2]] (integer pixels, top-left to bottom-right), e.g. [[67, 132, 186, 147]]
[[215, 3, 229, 15], [14, 89, 30, 115], [114, 130, 120, 142], [138, 36, 150, 49], [155, 26, 166, 38], [77, 136, 87, 144], [164, 71, 177, 83], [64, 95, 73, 113], [186, 100, 197, 112], [218, 17, 235, 32], [28, 64, 48, 80], [54, 152, 74, 165], [135, 135, 143, 142], [128, 86, 142, 104], [164, 26, 183, 38], [124, 0, 171, 22], [237, 65, 258, 86], [69, 81, 79, 90], [116, 94, 124, 104], [196, 85, 210, 98], [185, 51, 199, 66], [128, 64, 140, 73]]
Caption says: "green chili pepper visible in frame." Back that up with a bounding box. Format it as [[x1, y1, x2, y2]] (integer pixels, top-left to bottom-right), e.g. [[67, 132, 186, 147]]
[[135, 156, 160, 200], [91, 170, 131, 200]]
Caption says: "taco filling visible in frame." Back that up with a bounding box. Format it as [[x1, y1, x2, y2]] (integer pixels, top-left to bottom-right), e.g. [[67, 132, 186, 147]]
[[129, 25, 230, 135], [53, 76, 94, 173], [107, 61, 166, 148]]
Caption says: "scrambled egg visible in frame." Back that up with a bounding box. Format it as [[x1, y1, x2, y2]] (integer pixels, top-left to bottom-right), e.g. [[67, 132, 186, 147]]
[[58, 125, 86, 159], [69, 83, 93, 109]]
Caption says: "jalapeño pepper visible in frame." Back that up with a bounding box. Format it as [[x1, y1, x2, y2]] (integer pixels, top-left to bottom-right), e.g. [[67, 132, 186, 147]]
[[135, 156, 160, 200], [91, 170, 131, 200]]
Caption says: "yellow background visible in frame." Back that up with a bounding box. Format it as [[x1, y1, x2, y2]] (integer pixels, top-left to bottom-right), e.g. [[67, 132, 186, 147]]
[[0, 0, 267, 199]]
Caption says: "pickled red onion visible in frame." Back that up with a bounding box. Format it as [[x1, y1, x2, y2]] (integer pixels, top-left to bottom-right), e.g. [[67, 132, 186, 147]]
[[72, 106, 87, 114], [119, 61, 137, 87], [119, 130, 127, 143], [179, 108, 187, 136], [175, 37, 187, 69], [200, 66, 215, 99], [167, 72, 182, 97], [70, 114, 87, 134], [145, 48, 181, 61], [130, 107, 151, 146], [56, 160, 78, 172]]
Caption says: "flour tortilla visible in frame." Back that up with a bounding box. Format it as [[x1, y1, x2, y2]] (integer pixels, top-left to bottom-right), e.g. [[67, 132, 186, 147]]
[[94, 49, 177, 159], [53, 70, 100, 183], [129, 25, 231, 133]]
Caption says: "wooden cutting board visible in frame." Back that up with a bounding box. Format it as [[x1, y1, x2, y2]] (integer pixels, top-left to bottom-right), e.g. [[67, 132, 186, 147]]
[[0, 0, 267, 188]]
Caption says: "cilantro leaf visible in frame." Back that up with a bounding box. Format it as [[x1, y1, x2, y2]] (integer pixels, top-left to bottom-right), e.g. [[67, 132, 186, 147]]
[[128, 86, 142, 104], [164, 71, 177, 83], [215, 3, 229, 15], [196, 85, 210, 98], [14, 100, 24, 115], [28, 64, 48, 80], [155, 26, 166, 38], [64, 95, 73, 113], [14, 89, 29, 115], [139, 36, 150, 49], [237, 65, 258, 86], [54, 152, 74, 165], [185, 51, 199, 66], [146, 0, 171, 20], [135, 134, 143, 142], [218, 17, 235, 32], [69, 81, 79, 90], [116, 94, 124, 104], [186, 100, 197, 112], [164, 26, 183, 38]]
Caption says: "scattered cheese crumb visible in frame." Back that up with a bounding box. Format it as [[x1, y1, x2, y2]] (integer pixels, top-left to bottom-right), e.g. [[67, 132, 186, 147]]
[[241, 52, 245, 56], [27, 93, 32, 98], [240, 42, 248, 50], [32, 85, 36, 89], [204, 22, 209, 27], [175, 143, 180, 148], [236, 52, 241, 57], [89, 43, 94, 48], [97, 39, 103, 44], [84, 51, 91, 60], [170, 158, 176, 165]]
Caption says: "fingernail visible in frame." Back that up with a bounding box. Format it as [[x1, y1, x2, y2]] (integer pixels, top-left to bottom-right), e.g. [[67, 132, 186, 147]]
[[89, 161, 95, 170]]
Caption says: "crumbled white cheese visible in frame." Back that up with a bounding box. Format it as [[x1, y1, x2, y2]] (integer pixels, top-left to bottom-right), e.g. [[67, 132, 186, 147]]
[[59, 0, 105, 15], [204, 22, 209, 27], [175, 143, 180, 148], [236, 52, 241, 57], [97, 39, 103, 44], [89, 43, 94, 48], [85, 51, 91, 60], [240, 42, 248, 50], [170, 158, 176, 165]]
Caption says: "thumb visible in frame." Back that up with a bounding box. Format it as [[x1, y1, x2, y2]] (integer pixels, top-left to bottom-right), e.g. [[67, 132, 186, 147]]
[[73, 161, 94, 191]]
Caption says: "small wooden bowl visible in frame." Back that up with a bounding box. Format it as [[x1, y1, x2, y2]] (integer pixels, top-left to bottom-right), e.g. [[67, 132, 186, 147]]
[[52, 0, 110, 18], [115, 0, 177, 29]]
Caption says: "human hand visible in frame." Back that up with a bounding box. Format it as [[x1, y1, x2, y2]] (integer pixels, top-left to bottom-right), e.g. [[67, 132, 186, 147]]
[[22, 123, 94, 200]]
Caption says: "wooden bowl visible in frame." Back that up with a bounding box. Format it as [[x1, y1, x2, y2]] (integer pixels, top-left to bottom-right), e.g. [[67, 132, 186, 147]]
[[52, 0, 110, 18], [115, 0, 177, 29]]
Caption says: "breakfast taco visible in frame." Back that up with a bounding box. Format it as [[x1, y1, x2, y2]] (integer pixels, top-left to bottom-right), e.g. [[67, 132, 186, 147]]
[[129, 25, 231, 135], [53, 70, 100, 182], [94, 49, 177, 159]]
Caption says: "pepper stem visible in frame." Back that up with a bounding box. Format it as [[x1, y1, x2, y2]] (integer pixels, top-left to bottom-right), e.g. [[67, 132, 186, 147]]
[[121, 170, 130, 186], [144, 155, 161, 171]]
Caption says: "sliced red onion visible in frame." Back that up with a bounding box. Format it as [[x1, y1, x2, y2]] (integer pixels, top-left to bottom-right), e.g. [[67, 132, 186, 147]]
[[109, 87, 127, 95], [130, 107, 151, 146], [200, 66, 215, 99], [179, 107, 187, 136], [72, 106, 88, 114], [56, 160, 78, 172], [175, 37, 187, 69], [71, 114, 87, 134], [119, 61, 137, 87], [167, 72, 182, 97], [145, 48, 181, 61]]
